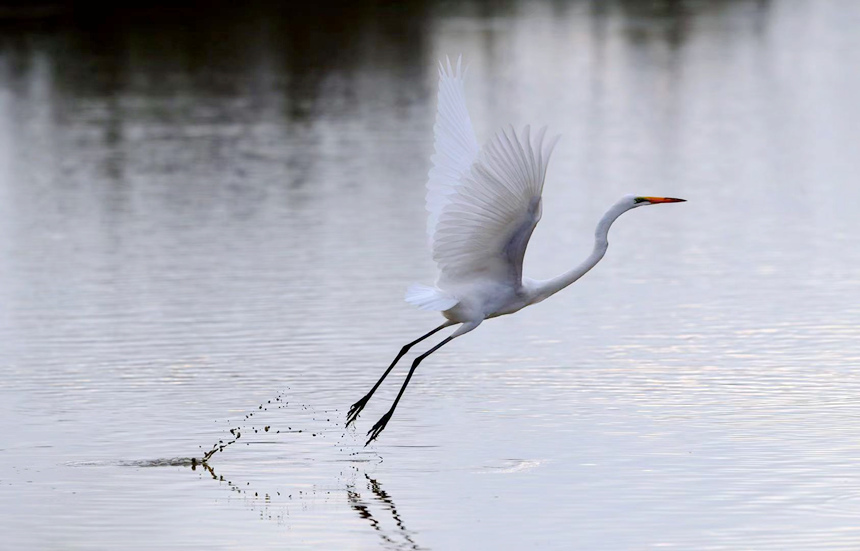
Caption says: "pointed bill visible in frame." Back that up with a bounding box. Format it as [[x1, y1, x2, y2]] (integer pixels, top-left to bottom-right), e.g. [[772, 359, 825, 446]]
[[637, 196, 686, 204]]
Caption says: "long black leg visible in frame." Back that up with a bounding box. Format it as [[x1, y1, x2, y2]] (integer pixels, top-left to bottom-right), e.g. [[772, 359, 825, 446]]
[[346, 322, 451, 427], [365, 336, 455, 445]]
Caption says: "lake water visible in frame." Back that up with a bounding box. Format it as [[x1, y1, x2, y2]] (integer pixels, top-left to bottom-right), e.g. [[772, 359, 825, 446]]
[[2, 0, 860, 549]]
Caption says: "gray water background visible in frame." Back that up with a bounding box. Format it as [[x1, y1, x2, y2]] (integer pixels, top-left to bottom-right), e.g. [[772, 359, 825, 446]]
[[2, 0, 860, 549]]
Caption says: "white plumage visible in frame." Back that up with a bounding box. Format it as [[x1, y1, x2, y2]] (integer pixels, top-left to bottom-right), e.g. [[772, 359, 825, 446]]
[[425, 57, 480, 241], [350, 56, 686, 444], [412, 57, 560, 313]]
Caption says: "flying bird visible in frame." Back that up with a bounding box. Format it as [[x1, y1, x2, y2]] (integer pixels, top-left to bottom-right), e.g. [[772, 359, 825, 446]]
[[348, 57, 685, 444]]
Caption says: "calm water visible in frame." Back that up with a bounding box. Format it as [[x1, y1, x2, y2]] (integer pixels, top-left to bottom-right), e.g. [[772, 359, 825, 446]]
[[2, 1, 860, 549]]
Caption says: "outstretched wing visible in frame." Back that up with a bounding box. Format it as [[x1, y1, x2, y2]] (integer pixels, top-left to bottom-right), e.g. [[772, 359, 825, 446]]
[[426, 56, 481, 241], [433, 124, 559, 288]]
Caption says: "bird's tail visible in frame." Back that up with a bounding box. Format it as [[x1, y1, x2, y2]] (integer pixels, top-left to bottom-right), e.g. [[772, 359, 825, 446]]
[[405, 284, 459, 311]]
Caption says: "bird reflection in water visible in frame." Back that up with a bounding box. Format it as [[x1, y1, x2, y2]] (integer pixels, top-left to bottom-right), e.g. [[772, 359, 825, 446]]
[[348, 474, 424, 551], [190, 459, 422, 545], [178, 391, 422, 537]]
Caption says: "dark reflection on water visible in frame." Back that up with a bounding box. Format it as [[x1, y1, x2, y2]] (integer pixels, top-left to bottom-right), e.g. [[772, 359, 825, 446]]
[[349, 474, 424, 551], [3, 0, 860, 549]]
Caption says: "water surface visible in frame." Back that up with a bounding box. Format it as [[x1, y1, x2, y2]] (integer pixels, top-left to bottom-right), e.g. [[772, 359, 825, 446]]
[[2, 1, 860, 549]]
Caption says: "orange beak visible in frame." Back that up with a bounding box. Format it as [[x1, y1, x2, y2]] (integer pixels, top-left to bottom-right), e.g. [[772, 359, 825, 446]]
[[639, 196, 686, 204]]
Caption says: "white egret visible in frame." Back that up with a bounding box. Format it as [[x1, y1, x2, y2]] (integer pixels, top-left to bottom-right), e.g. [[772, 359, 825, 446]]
[[348, 57, 685, 444]]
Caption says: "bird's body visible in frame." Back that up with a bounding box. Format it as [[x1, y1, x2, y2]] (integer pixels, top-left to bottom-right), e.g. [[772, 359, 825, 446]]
[[348, 57, 685, 444], [442, 279, 529, 322]]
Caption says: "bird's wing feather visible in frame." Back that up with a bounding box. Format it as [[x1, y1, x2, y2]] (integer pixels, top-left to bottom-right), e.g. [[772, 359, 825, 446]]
[[426, 56, 481, 240], [432, 124, 559, 288]]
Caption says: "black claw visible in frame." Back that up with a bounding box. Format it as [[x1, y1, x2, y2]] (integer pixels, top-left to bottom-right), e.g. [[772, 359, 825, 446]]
[[365, 412, 392, 446], [346, 395, 370, 427]]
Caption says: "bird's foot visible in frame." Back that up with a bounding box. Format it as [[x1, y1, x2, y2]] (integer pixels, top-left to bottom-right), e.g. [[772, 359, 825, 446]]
[[365, 411, 393, 446], [346, 395, 371, 427]]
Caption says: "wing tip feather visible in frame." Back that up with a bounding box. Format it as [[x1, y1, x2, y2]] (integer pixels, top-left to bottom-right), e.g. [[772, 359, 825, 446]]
[[439, 54, 468, 81]]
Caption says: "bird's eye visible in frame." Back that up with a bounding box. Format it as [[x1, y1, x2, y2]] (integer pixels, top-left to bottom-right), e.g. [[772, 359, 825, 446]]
[[633, 197, 648, 204]]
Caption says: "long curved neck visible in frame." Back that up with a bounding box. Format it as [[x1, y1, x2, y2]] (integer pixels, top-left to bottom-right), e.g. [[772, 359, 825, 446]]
[[530, 201, 632, 303]]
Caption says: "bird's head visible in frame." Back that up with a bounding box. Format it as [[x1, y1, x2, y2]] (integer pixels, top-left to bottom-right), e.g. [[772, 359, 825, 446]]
[[627, 195, 687, 208]]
